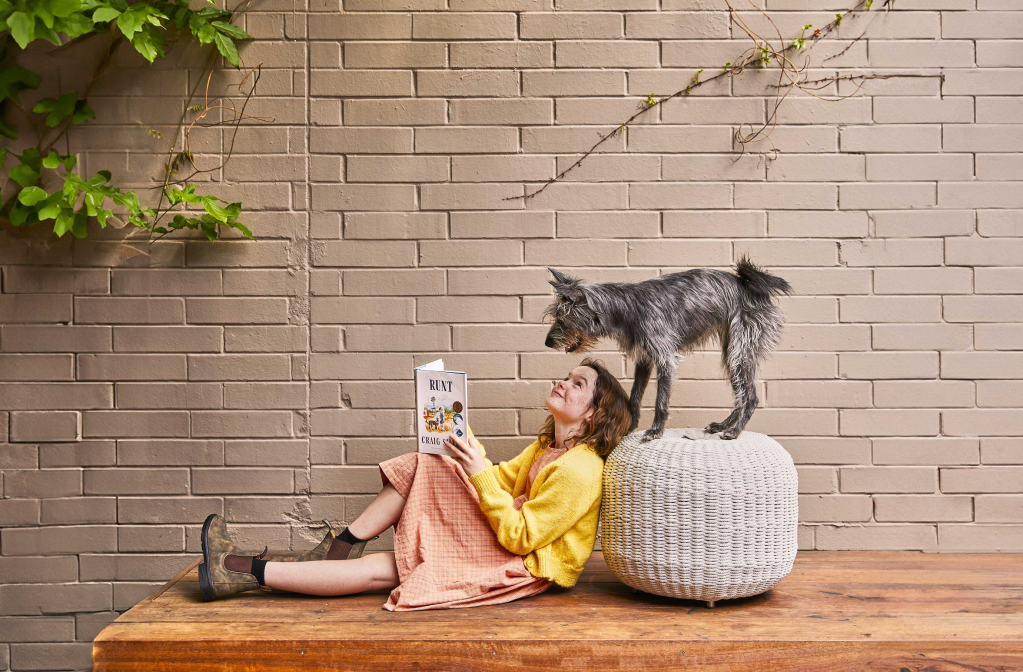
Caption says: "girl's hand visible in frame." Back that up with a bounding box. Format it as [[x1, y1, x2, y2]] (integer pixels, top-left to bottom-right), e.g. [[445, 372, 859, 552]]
[[445, 434, 487, 477]]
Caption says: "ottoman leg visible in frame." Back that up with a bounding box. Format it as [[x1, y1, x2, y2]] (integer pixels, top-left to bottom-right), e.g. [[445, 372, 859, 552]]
[[706, 600, 715, 608]]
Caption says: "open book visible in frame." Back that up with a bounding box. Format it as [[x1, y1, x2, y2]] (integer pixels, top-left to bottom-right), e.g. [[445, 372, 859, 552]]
[[415, 359, 468, 458]]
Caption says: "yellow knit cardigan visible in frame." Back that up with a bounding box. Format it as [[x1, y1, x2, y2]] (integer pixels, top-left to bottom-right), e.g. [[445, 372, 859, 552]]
[[466, 430, 605, 588]]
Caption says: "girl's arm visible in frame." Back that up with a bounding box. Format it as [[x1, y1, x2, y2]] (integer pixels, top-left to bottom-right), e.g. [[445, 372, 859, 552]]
[[468, 459, 601, 556]]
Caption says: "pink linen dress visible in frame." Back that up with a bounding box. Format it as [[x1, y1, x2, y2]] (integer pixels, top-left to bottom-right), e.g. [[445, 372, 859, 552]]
[[377, 442, 569, 611]]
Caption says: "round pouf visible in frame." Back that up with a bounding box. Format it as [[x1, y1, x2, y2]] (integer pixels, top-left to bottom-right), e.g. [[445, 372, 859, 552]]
[[600, 428, 798, 607]]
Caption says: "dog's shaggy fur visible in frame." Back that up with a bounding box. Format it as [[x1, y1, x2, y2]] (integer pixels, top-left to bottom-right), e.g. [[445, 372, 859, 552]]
[[543, 256, 792, 442]]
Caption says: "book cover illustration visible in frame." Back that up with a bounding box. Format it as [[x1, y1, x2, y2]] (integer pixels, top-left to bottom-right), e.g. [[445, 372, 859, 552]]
[[415, 359, 468, 458]]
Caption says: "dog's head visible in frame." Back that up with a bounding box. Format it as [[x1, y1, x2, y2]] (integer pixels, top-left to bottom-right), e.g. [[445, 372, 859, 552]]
[[542, 268, 602, 354]]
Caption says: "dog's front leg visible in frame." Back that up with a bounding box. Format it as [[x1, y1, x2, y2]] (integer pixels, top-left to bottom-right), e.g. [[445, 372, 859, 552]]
[[628, 358, 652, 433], [641, 359, 677, 443]]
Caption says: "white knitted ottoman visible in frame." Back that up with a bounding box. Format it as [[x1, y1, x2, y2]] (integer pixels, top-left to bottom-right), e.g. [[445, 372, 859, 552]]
[[599, 428, 798, 607]]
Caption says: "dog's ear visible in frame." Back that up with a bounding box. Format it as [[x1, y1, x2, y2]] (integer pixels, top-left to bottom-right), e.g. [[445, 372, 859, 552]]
[[548, 267, 578, 286], [551, 282, 587, 305]]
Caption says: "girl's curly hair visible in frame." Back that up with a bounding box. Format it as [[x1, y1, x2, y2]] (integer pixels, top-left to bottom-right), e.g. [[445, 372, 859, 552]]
[[536, 357, 631, 459]]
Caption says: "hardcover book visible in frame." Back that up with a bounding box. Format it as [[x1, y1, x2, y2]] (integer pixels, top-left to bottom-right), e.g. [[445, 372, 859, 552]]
[[415, 359, 468, 458]]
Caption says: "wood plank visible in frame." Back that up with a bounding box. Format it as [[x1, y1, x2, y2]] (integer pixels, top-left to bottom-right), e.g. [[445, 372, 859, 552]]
[[94, 551, 1023, 671]]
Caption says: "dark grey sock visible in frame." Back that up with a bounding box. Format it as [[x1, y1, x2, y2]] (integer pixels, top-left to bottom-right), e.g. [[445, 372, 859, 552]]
[[338, 527, 367, 545], [251, 557, 268, 586]]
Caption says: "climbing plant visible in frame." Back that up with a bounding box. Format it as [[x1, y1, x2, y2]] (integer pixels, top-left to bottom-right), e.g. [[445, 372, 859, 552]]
[[0, 0, 258, 242], [517, 0, 940, 202]]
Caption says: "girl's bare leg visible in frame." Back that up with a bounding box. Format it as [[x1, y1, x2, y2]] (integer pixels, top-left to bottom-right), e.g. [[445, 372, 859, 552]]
[[347, 481, 407, 540], [264, 552, 400, 595], [263, 480, 407, 596]]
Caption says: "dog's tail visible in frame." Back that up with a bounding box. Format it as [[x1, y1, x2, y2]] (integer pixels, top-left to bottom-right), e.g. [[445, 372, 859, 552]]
[[734, 254, 792, 300]]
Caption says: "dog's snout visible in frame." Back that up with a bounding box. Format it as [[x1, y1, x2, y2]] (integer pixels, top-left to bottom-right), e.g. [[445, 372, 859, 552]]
[[544, 334, 553, 348]]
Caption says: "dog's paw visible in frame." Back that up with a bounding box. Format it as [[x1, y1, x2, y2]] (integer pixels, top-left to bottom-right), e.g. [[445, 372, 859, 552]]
[[705, 422, 728, 434], [720, 428, 742, 440], [640, 428, 664, 443]]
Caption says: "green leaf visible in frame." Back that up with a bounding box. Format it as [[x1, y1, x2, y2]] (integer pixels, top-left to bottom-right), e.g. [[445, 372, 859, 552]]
[[0, 147, 8, 170], [9, 164, 40, 188], [17, 186, 48, 206], [37, 193, 63, 220], [0, 117, 16, 140], [213, 31, 239, 68], [92, 7, 120, 22], [201, 196, 230, 222], [212, 20, 248, 40], [71, 210, 89, 238], [7, 11, 34, 48], [72, 101, 95, 125], [53, 208, 74, 237], [47, 0, 81, 18], [228, 220, 252, 239], [0, 65, 41, 104]]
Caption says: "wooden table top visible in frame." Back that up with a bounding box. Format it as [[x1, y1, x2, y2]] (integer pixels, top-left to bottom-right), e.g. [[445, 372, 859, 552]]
[[94, 550, 1023, 671]]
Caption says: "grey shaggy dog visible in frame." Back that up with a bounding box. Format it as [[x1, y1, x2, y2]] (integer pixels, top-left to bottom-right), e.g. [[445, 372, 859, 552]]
[[543, 256, 792, 442]]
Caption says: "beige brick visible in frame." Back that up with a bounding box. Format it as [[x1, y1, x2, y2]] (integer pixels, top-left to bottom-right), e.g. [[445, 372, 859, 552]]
[[452, 325, 549, 352], [312, 297, 414, 324], [224, 326, 307, 353], [945, 296, 1023, 323], [841, 467, 937, 494], [413, 12, 516, 39], [555, 97, 658, 126], [839, 297, 940, 323], [188, 355, 291, 381], [768, 381, 871, 408], [0, 354, 70, 383], [523, 70, 626, 97], [82, 411, 190, 438], [450, 42, 553, 68], [450, 99, 554, 126], [309, 127, 413, 154], [9, 412, 79, 443], [777, 325, 869, 352], [0, 326, 110, 353], [74, 297, 183, 324], [343, 42, 445, 69], [975, 495, 1023, 523], [942, 352, 1023, 380], [866, 154, 973, 182], [84, 468, 189, 495], [1, 267, 108, 294], [421, 184, 524, 210], [307, 13, 411, 39], [873, 267, 973, 295], [738, 241, 838, 269], [627, 240, 731, 267], [526, 240, 628, 266], [521, 126, 626, 154], [840, 125, 941, 152], [840, 410, 939, 437], [630, 182, 731, 209], [310, 409, 414, 437], [224, 383, 306, 411], [662, 211, 765, 238], [346, 325, 449, 352], [873, 324, 973, 351], [938, 524, 1023, 551], [344, 213, 446, 240], [347, 156, 449, 183], [452, 156, 555, 182], [524, 183, 629, 211], [314, 241, 417, 268], [451, 212, 554, 239], [343, 270, 445, 296], [982, 437, 1023, 464], [946, 237, 1023, 267], [943, 410, 1023, 437], [420, 241, 522, 267], [873, 381, 974, 409], [2, 525, 117, 555], [343, 99, 445, 126], [799, 495, 871, 522], [814, 524, 937, 551], [192, 410, 293, 438], [415, 127, 519, 154], [312, 184, 417, 212], [978, 381, 1023, 408], [417, 296, 519, 323], [117, 497, 224, 524], [192, 468, 295, 495], [872, 210, 975, 238], [557, 40, 658, 68], [558, 212, 658, 238], [113, 326, 221, 353], [417, 70, 519, 97], [875, 493, 969, 523], [627, 126, 732, 153], [0, 295, 72, 323], [872, 96, 973, 124], [452, 265, 556, 294], [778, 438, 870, 466], [520, 12, 622, 38], [873, 437, 979, 467], [941, 466, 1023, 493], [224, 440, 308, 467], [976, 324, 1023, 351], [796, 466, 838, 494]]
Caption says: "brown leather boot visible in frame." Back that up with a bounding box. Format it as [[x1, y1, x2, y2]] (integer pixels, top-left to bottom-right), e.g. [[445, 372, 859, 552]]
[[321, 520, 380, 561], [198, 514, 263, 601]]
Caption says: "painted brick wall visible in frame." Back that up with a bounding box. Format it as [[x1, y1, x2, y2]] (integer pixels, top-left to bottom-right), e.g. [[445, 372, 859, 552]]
[[2, 0, 1022, 668]]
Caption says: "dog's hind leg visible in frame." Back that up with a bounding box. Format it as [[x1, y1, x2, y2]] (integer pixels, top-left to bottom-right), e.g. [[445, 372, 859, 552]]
[[718, 320, 761, 440], [641, 357, 677, 443], [628, 357, 652, 433]]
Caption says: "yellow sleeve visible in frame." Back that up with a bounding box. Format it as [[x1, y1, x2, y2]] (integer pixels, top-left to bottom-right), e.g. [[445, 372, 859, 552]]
[[468, 428, 534, 495], [468, 457, 600, 556]]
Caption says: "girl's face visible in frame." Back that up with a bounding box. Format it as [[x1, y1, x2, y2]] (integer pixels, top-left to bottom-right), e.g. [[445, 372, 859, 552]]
[[546, 366, 597, 425]]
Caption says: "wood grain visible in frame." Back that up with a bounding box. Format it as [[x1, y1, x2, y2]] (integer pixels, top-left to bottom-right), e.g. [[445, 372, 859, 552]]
[[93, 551, 1023, 671]]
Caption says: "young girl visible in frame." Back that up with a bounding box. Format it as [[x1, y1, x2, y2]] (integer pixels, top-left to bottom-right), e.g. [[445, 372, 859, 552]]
[[198, 357, 631, 610]]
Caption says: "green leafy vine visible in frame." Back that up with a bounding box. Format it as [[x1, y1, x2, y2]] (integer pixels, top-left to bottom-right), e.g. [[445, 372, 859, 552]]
[[0, 0, 256, 243]]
